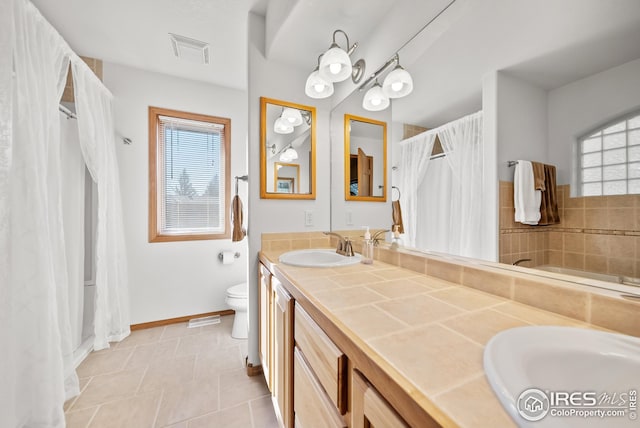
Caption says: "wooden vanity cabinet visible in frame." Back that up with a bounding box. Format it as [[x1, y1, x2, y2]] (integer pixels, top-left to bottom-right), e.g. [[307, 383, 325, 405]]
[[273, 279, 294, 428], [351, 370, 409, 428], [294, 347, 347, 428], [258, 263, 273, 390]]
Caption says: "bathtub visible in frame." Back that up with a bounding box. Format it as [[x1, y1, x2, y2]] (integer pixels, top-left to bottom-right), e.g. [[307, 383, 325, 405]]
[[534, 265, 640, 295]]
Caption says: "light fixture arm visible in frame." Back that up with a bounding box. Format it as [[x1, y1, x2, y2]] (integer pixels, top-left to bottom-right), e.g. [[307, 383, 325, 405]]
[[359, 54, 399, 91], [332, 29, 358, 56]]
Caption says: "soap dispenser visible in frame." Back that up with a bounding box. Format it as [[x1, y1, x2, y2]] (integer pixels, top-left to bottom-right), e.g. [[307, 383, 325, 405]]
[[361, 226, 374, 264], [390, 225, 403, 250]]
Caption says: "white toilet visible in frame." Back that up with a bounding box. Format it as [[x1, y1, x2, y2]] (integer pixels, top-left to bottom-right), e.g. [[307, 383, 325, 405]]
[[225, 283, 248, 339]]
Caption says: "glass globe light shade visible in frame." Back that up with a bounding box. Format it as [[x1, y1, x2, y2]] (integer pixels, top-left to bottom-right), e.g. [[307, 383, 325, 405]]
[[305, 69, 334, 99], [382, 65, 413, 98], [274, 117, 294, 134], [362, 83, 390, 111], [319, 44, 352, 82], [281, 108, 303, 126]]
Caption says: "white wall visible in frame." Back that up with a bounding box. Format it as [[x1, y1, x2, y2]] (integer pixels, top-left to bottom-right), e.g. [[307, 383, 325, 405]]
[[105, 62, 248, 325], [481, 71, 499, 262], [548, 58, 640, 186], [247, 13, 333, 365], [495, 72, 549, 182]]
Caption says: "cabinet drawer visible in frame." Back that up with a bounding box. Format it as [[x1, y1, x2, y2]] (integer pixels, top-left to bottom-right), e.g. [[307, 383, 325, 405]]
[[352, 370, 408, 428], [294, 304, 347, 414], [294, 347, 347, 428]]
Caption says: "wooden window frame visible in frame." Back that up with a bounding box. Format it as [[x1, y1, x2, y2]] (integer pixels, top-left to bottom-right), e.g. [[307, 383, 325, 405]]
[[148, 106, 231, 242]]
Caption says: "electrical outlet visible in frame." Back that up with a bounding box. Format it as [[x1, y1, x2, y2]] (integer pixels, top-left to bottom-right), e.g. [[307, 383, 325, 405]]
[[304, 210, 313, 226], [346, 211, 353, 225]]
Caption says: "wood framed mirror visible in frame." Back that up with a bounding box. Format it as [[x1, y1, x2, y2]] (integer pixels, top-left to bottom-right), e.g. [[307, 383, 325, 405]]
[[344, 114, 387, 202], [260, 97, 316, 199]]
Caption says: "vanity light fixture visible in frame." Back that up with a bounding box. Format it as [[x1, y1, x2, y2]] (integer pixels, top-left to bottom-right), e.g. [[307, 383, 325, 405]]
[[359, 54, 413, 111], [305, 30, 366, 99], [319, 30, 357, 82], [305, 55, 334, 99], [274, 117, 294, 134], [279, 147, 299, 162], [362, 80, 389, 111], [382, 55, 413, 98], [281, 108, 303, 126]]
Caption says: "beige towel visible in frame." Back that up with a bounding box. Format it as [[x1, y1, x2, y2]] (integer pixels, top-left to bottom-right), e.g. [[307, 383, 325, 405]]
[[531, 161, 546, 191], [392, 200, 404, 234], [232, 195, 246, 242]]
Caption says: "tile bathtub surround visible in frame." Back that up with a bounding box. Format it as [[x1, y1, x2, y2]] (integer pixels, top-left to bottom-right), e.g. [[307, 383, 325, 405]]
[[499, 181, 640, 277], [64, 316, 277, 428]]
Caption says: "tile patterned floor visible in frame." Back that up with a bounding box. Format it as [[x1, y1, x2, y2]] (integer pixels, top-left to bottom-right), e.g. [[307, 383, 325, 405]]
[[64, 315, 278, 428]]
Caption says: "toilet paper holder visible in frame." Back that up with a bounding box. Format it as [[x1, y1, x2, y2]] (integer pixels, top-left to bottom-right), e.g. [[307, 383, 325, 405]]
[[218, 252, 241, 261]]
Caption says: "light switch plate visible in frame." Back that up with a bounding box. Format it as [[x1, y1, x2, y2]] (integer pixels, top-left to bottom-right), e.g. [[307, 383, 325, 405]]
[[304, 210, 313, 226], [346, 211, 353, 225]]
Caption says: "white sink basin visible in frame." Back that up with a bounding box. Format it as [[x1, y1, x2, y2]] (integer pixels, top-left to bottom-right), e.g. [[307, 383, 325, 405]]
[[279, 249, 361, 267], [484, 326, 640, 427]]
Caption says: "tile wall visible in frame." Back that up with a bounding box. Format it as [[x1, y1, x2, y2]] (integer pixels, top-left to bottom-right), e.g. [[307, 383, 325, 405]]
[[499, 181, 640, 277], [61, 56, 103, 103]]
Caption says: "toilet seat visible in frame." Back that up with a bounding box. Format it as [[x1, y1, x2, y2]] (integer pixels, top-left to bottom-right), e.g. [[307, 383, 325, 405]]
[[226, 283, 247, 299]]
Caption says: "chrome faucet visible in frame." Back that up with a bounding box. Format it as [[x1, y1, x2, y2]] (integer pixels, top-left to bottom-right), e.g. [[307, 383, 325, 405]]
[[323, 232, 355, 257], [513, 258, 532, 266]]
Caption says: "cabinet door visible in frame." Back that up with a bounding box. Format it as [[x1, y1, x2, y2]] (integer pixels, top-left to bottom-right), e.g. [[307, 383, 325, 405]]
[[352, 370, 408, 428], [294, 347, 347, 428], [258, 263, 272, 390], [273, 279, 294, 428]]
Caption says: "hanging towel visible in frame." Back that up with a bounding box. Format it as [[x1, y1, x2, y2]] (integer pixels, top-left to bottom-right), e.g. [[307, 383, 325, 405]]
[[514, 160, 541, 225], [231, 194, 246, 242], [531, 161, 546, 191], [392, 200, 404, 234], [538, 164, 560, 225]]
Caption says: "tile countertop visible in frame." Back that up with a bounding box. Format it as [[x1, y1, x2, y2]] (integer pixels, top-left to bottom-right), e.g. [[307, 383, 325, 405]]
[[259, 251, 612, 428]]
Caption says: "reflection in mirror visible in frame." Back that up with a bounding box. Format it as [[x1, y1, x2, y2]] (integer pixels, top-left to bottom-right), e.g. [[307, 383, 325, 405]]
[[274, 162, 299, 193], [328, 1, 640, 294], [260, 97, 315, 199], [344, 114, 387, 201]]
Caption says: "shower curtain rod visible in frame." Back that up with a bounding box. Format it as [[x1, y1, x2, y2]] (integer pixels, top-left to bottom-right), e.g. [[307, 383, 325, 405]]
[[59, 104, 76, 120]]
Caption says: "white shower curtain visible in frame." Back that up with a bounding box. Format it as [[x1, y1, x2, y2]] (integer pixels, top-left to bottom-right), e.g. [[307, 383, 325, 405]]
[[439, 111, 484, 258], [73, 62, 130, 350], [2, 1, 77, 426], [1, 0, 130, 425], [398, 111, 485, 259], [397, 131, 436, 249]]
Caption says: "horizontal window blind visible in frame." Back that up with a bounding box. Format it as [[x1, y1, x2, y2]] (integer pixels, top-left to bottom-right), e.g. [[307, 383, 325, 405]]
[[157, 115, 226, 235], [579, 112, 640, 196]]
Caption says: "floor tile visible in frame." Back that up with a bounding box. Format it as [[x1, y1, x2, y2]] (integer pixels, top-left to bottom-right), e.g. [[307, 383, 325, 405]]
[[71, 368, 146, 410], [249, 395, 279, 428], [88, 390, 161, 428], [187, 402, 251, 428], [115, 327, 165, 349], [65, 406, 97, 428], [156, 378, 219, 426], [76, 348, 133, 377], [219, 368, 270, 410], [139, 355, 196, 393]]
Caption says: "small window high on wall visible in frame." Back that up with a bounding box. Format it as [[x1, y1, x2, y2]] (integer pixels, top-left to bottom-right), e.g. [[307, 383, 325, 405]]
[[578, 111, 640, 196], [149, 107, 231, 242]]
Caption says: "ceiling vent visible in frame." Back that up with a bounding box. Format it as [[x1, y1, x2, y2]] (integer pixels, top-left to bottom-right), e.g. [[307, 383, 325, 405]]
[[169, 33, 210, 65]]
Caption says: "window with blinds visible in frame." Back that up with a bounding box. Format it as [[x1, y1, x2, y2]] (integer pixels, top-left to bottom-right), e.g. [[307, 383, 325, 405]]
[[149, 107, 231, 242], [579, 111, 640, 197]]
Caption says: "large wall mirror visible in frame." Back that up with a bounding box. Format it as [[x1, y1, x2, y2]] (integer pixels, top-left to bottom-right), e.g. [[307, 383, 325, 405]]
[[260, 97, 316, 199], [344, 114, 387, 202], [327, 2, 640, 295]]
